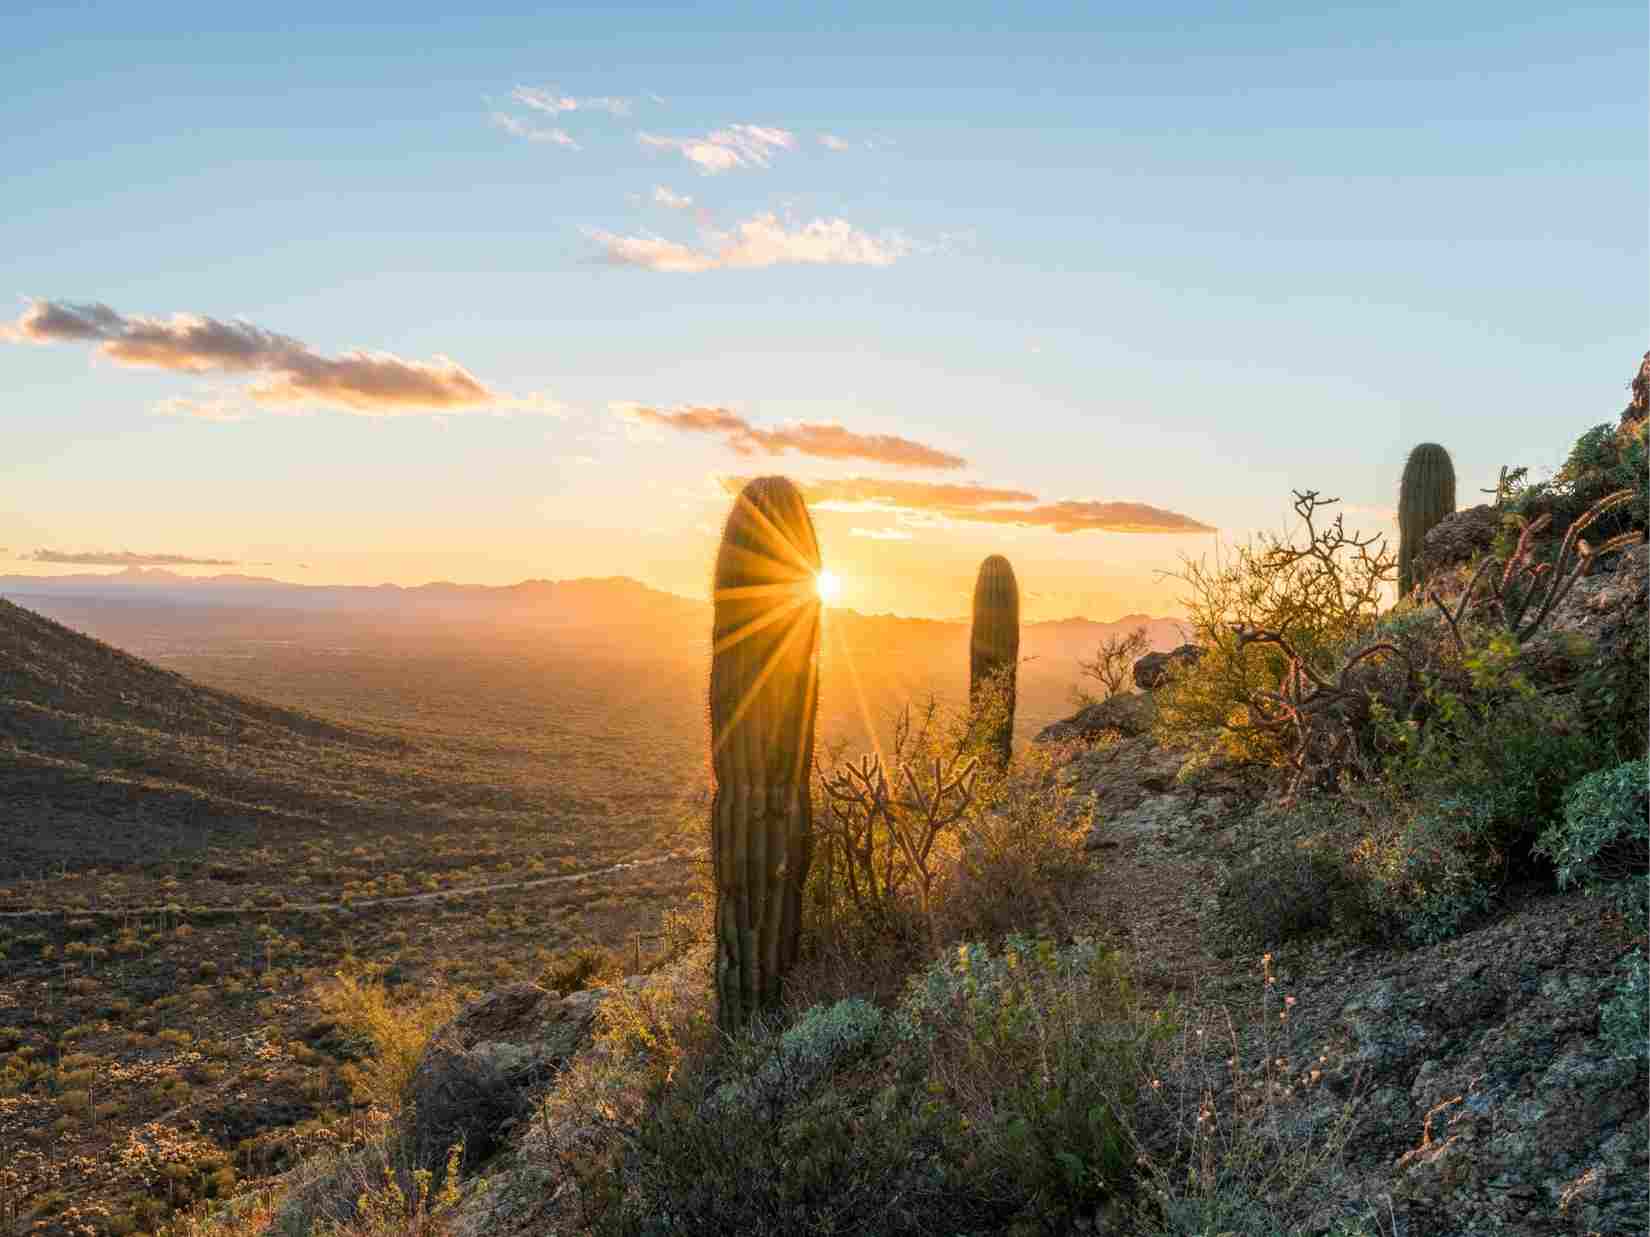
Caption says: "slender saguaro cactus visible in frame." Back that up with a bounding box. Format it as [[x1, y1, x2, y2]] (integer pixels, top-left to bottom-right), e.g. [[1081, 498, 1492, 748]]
[[969, 554, 1020, 768], [709, 476, 822, 1031], [1398, 442, 1456, 599]]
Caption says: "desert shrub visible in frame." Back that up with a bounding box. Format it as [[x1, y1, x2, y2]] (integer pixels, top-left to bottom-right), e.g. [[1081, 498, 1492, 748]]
[[1535, 758, 1649, 919], [314, 966, 459, 1115], [809, 679, 1086, 975], [1217, 820, 1390, 948], [537, 945, 619, 995], [708, 998, 884, 1118], [1502, 419, 1648, 551], [1601, 950, 1649, 1064], [1576, 598, 1650, 762], [1154, 491, 1393, 774], [270, 1134, 460, 1237], [1074, 624, 1152, 703], [576, 936, 1162, 1236], [942, 735, 1087, 942]]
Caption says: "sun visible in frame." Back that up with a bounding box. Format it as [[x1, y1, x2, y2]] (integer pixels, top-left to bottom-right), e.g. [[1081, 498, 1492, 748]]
[[815, 570, 843, 603]]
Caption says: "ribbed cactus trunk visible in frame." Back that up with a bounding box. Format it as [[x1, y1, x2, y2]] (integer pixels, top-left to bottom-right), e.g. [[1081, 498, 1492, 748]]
[[969, 554, 1020, 769], [709, 476, 822, 1032], [1398, 443, 1457, 599]]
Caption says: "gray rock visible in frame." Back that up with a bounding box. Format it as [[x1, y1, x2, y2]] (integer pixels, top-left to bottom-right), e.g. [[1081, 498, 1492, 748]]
[[1133, 643, 1203, 691], [1035, 690, 1155, 744]]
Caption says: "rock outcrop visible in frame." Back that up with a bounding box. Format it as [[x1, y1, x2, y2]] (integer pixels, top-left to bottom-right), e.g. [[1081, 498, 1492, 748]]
[[407, 981, 615, 1171], [1418, 504, 1503, 580], [1034, 689, 1156, 744], [1133, 643, 1202, 691]]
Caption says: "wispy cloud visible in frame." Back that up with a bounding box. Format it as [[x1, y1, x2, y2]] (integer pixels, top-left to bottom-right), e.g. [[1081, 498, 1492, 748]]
[[588, 212, 910, 272], [651, 185, 694, 210], [24, 549, 239, 567], [638, 124, 795, 174], [488, 111, 579, 147], [619, 408, 966, 469], [718, 475, 1213, 534], [511, 86, 633, 117], [962, 500, 1216, 534], [735, 477, 1035, 508], [6, 298, 551, 416], [151, 394, 253, 423], [849, 526, 914, 541]]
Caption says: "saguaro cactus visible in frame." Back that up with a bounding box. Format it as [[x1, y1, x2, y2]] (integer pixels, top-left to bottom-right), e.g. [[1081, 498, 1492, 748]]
[[1398, 442, 1457, 599], [969, 554, 1020, 768], [709, 476, 822, 1031]]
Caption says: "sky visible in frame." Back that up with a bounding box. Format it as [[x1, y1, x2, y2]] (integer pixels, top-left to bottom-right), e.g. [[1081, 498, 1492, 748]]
[[3, 1, 1645, 620]]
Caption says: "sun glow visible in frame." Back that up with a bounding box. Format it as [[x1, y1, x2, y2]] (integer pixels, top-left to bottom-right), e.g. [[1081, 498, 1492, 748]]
[[816, 570, 842, 603]]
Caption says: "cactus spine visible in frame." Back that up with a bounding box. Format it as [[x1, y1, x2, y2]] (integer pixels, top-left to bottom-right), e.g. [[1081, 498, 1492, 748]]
[[1397, 442, 1457, 599], [709, 476, 822, 1031], [969, 554, 1020, 768]]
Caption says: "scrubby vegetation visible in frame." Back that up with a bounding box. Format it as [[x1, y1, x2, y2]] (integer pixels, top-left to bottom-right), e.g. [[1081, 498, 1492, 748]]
[[6, 400, 1645, 1236]]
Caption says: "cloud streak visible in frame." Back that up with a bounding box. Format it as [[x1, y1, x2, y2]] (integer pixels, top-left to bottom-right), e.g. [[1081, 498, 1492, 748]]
[[588, 212, 909, 272], [651, 185, 694, 210], [620, 408, 966, 469], [638, 124, 795, 174], [488, 111, 579, 147], [718, 475, 1213, 534], [511, 86, 633, 117], [25, 549, 239, 567], [6, 299, 544, 415]]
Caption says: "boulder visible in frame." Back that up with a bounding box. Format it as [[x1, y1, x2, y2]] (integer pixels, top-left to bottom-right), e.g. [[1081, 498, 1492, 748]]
[[1133, 643, 1202, 691], [1056, 731, 1262, 850], [406, 981, 610, 1173], [1034, 690, 1155, 744], [1418, 503, 1503, 581], [1621, 350, 1649, 433]]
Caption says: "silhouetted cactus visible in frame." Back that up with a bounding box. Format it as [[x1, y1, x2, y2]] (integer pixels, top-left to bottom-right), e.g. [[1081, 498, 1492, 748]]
[[1398, 443, 1456, 599], [969, 554, 1020, 768], [709, 476, 822, 1031]]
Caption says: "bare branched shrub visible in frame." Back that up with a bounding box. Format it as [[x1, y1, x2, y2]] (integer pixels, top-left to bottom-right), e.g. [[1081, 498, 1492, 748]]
[[819, 716, 977, 954], [1154, 491, 1394, 774], [1075, 624, 1151, 702]]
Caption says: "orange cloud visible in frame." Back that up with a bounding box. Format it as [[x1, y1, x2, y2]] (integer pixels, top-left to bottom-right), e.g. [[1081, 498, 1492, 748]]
[[723, 476, 1033, 507], [718, 475, 1212, 534], [961, 500, 1216, 534], [621, 407, 966, 469], [6, 299, 539, 415]]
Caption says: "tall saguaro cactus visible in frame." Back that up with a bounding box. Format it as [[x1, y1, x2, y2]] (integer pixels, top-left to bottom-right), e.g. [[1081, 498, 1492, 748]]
[[1398, 442, 1457, 599], [709, 476, 822, 1032], [969, 554, 1020, 768]]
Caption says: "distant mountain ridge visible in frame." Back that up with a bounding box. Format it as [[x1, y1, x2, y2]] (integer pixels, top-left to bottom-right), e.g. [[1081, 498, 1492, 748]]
[[0, 567, 1183, 632]]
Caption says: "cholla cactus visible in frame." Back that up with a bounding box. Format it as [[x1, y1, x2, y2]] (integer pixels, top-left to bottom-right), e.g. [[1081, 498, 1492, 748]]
[[969, 555, 1020, 767], [1398, 442, 1456, 599], [709, 476, 822, 1031]]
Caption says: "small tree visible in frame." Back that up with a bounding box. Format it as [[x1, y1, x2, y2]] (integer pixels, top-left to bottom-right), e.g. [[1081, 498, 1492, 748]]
[[1074, 625, 1151, 702]]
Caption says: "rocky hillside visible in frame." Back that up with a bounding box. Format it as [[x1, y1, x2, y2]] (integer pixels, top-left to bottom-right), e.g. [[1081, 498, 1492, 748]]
[[198, 389, 1648, 1237]]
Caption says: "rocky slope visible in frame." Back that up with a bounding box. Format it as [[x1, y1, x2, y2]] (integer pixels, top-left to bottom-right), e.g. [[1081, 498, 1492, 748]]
[[382, 537, 1646, 1236]]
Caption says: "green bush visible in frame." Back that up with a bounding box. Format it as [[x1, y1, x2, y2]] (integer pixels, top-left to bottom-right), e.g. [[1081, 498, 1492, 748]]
[[587, 936, 1166, 1235], [1503, 420, 1648, 552], [1218, 835, 1389, 947], [709, 998, 883, 1118], [1535, 758, 1648, 914], [1601, 950, 1649, 1064]]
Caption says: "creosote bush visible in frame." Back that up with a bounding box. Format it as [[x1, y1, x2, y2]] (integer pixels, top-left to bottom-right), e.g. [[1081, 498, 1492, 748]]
[[313, 963, 460, 1114]]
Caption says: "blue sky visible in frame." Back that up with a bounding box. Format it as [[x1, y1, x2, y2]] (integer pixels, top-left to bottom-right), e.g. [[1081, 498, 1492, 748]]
[[3, 1, 1644, 618]]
